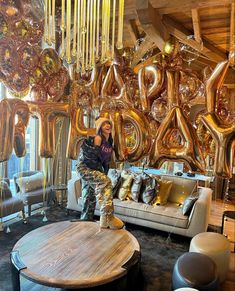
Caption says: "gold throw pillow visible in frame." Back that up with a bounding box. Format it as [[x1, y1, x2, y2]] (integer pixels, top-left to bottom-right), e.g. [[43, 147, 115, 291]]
[[117, 170, 133, 201], [152, 179, 173, 206]]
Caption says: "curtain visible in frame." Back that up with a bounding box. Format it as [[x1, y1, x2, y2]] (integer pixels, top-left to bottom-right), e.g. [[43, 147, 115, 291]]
[[43, 117, 71, 188]]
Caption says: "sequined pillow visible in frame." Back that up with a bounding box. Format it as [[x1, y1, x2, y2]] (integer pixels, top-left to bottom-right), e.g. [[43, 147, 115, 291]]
[[107, 169, 122, 197], [182, 192, 199, 215], [140, 174, 158, 204], [129, 174, 143, 202], [117, 170, 133, 201]]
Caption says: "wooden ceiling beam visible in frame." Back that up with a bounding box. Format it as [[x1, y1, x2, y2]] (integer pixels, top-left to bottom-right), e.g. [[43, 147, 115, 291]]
[[131, 35, 156, 67], [162, 15, 227, 62], [149, 0, 235, 15], [127, 19, 141, 44], [136, 0, 169, 52], [192, 8, 202, 43]]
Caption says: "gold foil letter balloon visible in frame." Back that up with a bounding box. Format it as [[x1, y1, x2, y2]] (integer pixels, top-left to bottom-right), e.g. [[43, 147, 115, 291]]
[[101, 64, 130, 107], [0, 98, 29, 162], [138, 64, 164, 112], [66, 84, 95, 160], [13, 100, 30, 157], [67, 107, 93, 160], [102, 108, 151, 162], [149, 106, 205, 172], [28, 101, 70, 158], [201, 60, 235, 178]]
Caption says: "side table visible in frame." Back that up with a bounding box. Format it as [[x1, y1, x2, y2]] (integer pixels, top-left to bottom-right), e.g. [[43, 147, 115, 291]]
[[221, 210, 235, 252], [52, 184, 67, 207]]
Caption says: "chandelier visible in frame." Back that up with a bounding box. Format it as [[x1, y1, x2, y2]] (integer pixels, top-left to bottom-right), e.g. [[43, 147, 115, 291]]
[[44, 0, 125, 73]]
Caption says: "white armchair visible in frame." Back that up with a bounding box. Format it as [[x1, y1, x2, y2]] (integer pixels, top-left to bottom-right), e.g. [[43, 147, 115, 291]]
[[66, 172, 81, 214]]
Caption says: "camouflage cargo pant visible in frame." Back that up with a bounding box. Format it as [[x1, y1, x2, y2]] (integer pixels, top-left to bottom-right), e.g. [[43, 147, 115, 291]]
[[77, 162, 114, 221]]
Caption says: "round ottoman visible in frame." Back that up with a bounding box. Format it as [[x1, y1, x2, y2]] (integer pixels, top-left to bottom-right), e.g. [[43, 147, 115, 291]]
[[189, 232, 230, 282], [172, 252, 219, 291], [174, 288, 199, 291]]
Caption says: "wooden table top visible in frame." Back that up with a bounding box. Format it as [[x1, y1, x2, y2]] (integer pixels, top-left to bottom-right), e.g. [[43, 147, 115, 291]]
[[13, 221, 140, 289]]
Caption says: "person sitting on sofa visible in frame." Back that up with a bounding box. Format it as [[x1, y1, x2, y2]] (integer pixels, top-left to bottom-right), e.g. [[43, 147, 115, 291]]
[[77, 117, 124, 230]]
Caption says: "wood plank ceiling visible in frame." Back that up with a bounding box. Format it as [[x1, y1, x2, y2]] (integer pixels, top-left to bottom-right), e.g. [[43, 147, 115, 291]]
[[123, 0, 235, 87]]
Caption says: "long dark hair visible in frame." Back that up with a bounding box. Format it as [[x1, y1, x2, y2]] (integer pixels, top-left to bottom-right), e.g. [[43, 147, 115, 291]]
[[97, 128, 113, 146]]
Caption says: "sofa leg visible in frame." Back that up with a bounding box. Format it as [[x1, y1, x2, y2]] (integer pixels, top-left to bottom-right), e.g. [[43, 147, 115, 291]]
[[66, 209, 70, 216], [22, 209, 27, 224], [28, 205, 31, 217]]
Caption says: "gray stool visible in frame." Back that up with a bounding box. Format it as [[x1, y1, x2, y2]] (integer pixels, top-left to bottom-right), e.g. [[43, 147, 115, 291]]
[[172, 252, 219, 291]]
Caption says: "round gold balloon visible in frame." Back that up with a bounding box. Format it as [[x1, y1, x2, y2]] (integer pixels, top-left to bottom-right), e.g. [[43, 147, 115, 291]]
[[17, 43, 40, 72], [46, 74, 65, 102], [30, 66, 47, 85], [5, 69, 30, 96], [0, 12, 10, 38], [30, 84, 47, 102], [39, 48, 62, 76], [12, 20, 31, 42], [151, 98, 168, 123], [1, 0, 22, 23], [0, 38, 18, 76]]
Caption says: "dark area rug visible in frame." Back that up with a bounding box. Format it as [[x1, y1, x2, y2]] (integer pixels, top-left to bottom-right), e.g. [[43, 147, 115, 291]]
[[0, 206, 216, 291]]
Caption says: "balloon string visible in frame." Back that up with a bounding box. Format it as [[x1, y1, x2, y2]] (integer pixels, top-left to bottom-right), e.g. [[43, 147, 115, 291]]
[[0, 170, 2, 218], [54, 120, 64, 186]]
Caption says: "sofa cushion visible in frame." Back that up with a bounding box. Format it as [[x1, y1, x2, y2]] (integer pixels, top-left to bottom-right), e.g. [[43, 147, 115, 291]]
[[113, 199, 188, 228], [130, 173, 143, 202], [0, 180, 12, 200], [21, 187, 52, 204], [0, 196, 23, 217], [117, 170, 133, 201], [107, 169, 122, 197], [140, 174, 158, 204], [16, 172, 46, 193], [76, 197, 188, 229], [152, 179, 173, 206], [182, 193, 199, 216], [161, 175, 197, 204]]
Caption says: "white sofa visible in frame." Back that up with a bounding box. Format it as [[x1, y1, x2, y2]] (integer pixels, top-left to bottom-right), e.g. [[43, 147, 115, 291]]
[[66, 172, 212, 238]]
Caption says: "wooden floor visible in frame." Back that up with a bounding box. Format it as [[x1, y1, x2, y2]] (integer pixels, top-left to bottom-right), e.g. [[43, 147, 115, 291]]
[[210, 199, 235, 291]]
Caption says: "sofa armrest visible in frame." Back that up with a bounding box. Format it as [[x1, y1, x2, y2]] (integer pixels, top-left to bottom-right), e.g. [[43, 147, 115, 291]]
[[67, 175, 81, 211], [187, 187, 212, 235]]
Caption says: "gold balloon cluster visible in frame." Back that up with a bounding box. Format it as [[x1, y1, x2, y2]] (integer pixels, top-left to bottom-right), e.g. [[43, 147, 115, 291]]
[[0, 2, 234, 178], [1, 47, 234, 178], [0, 0, 44, 97]]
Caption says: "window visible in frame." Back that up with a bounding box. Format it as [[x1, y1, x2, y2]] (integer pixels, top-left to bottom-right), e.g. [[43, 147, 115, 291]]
[[71, 159, 78, 172], [6, 118, 38, 193]]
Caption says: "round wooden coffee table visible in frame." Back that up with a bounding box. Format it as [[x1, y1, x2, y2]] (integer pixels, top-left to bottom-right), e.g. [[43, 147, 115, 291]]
[[11, 221, 140, 290]]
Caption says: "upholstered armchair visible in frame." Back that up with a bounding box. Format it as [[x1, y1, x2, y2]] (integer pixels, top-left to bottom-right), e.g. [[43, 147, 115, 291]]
[[13, 171, 55, 216], [0, 178, 26, 230]]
